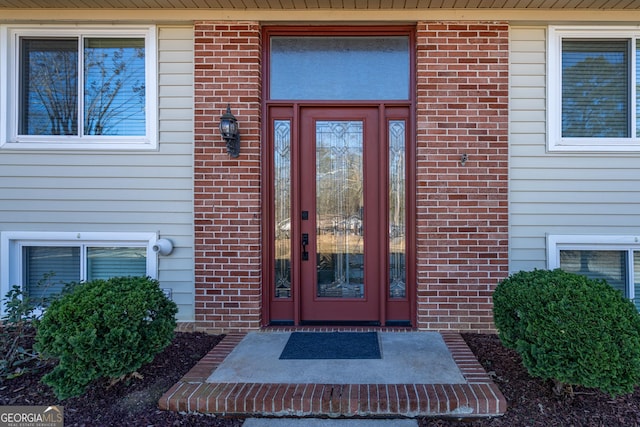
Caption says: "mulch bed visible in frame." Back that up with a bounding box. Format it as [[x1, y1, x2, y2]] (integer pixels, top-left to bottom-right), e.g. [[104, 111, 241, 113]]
[[1, 332, 639, 426]]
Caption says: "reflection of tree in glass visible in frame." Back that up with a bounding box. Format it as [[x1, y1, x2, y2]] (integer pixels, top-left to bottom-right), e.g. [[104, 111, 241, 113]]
[[21, 39, 78, 135], [21, 38, 145, 136], [562, 55, 628, 138], [315, 122, 363, 231], [84, 40, 145, 135]]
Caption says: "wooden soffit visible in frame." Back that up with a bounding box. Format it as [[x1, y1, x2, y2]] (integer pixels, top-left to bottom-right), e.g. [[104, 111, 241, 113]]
[[1, 0, 639, 23], [0, 0, 638, 9]]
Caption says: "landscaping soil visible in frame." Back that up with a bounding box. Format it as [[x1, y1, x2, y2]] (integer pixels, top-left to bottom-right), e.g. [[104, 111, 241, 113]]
[[2, 332, 639, 426]]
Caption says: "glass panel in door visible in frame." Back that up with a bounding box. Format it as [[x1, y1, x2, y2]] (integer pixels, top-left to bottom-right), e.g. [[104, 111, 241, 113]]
[[268, 105, 412, 325], [274, 120, 292, 299], [315, 121, 365, 299], [389, 120, 406, 298], [300, 107, 379, 323]]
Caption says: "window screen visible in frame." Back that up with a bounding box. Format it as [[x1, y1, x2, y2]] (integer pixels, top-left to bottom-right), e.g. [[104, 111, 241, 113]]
[[20, 39, 79, 135], [562, 39, 629, 138], [22, 245, 147, 301], [18, 36, 146, 137], [84, 38, 146, 136], [23, 246, 80, 300], [87, 247, 146, 280]]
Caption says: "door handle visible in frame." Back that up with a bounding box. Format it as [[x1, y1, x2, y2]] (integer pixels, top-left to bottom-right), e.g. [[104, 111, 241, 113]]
[[301, 233, 309, 261]]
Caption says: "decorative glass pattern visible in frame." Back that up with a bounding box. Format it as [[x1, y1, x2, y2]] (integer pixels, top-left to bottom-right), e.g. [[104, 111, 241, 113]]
[[274, 120, 292, 298], [389, 120, 406, 298], [315, 121, 364, 299]]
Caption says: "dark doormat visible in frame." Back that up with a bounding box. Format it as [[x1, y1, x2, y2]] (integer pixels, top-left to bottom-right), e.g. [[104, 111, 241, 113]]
[[279, 332, 381, 360]]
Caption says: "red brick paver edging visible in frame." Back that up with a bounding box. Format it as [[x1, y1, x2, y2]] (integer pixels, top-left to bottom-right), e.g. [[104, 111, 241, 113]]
[[159, 331, 506, 418]]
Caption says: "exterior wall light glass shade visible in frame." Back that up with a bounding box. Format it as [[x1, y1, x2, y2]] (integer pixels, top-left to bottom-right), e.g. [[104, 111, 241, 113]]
[[219, 104, 240, 158]]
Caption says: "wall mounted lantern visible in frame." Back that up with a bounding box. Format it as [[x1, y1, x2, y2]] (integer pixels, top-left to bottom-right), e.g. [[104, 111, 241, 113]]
[[219, 104, 240, 158]]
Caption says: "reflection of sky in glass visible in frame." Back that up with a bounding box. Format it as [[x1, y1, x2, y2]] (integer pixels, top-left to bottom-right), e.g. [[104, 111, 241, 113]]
[[270, 36, 409, 100], [20, 37, 145, 137], [84, 38, 145, 136], [562, 42, 626, 67], [21, 39, 78, 135]]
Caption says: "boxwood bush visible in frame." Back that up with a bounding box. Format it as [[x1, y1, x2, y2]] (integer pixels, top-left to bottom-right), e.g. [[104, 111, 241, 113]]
[[35, 276, 177, 399], [493, 269, 640, 397]]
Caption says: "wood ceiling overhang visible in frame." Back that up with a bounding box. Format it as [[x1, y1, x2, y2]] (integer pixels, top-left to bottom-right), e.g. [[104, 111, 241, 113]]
[[0, 0, 639, 23], [0, 0, 638, 9]]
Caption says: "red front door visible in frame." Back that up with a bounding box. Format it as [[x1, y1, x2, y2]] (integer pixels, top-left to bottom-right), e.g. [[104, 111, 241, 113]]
[[268, 104, 411, 326], [299, 107, 381, 322]]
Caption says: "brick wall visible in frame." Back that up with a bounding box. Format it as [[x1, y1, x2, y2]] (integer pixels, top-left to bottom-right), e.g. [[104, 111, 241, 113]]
[[193, 21, 509, 333], [193, 22, 262, 333], [415, 22, 510, 332]]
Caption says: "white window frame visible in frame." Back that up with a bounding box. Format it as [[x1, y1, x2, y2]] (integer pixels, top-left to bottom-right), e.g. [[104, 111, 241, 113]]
[[548, 26, 640, 152], [547, 234, 640, 302], [0, 25, 157, 151], [0, 231, 159, 316]]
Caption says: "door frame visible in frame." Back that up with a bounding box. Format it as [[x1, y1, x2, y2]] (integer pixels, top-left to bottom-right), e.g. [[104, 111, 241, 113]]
[[261, 25, 416, 327], [298, 106, 380, 323], [262, 102, 415, 326]]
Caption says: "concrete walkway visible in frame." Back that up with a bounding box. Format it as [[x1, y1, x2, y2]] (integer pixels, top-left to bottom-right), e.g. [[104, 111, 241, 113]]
[[158, 329, 506, 420]]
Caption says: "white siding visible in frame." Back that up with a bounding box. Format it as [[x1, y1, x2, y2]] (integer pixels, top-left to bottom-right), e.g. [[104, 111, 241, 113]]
[[0, 25, 195, 321], [509, 26, 640, 273]]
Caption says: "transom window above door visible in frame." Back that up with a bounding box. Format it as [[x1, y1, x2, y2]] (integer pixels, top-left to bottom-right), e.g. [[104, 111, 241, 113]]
[[269, 35, 410, 100], [265, 27, 414, 325]]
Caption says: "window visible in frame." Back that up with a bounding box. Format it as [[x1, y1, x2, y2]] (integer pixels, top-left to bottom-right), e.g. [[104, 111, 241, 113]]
[[269, 36, 410, 100], [548, 27, 640, 152], [1, 232, 157, 313], [1, 26, 156, 150], [548, 235, 640, 310]]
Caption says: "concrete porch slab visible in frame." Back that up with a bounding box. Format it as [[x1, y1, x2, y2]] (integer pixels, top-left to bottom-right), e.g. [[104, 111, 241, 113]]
[[158, 329, 506, 419], [208, 332, 466, 384]]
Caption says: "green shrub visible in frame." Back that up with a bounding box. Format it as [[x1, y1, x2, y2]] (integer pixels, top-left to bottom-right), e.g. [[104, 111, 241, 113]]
[[35, 276, 177, 399], [1, 273, 61, 379], [493, 269, 640, 397], [1, 286, 42, 379]]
